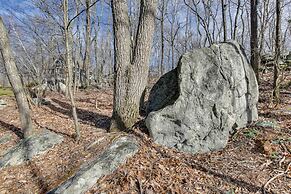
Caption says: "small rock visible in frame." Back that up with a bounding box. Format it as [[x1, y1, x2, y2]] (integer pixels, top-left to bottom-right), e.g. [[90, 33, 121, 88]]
[[0, 99, 7, 109]]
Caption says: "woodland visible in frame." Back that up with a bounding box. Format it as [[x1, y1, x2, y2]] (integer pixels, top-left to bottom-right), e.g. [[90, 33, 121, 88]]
[[0, 0, 290, 193]]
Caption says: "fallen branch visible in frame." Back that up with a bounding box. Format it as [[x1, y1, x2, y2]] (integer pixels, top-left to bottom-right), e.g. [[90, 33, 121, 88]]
[[262, 162, 291, 193]]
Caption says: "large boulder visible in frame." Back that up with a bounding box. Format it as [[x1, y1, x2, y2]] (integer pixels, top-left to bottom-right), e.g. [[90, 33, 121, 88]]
[[146, 41, 259, 154]]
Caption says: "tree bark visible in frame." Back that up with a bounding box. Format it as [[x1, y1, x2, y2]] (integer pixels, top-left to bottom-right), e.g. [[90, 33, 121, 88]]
[[221, 0, 227, 41], [233, 0, 241, 40], [273, 0, 281, 103], [84, 0, 91, 88], [250, 0, 260, 83], [159, 0, 165, 76], [63, 0, 80, 140], [110, 0, 157, 131], [0, 17, 34, 139], [110, 0, 132, 131]]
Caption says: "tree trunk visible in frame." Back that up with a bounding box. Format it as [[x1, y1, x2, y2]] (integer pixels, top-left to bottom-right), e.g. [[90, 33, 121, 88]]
[[233, 0, 241, 40], [63, 0, 80, 140], [250, 0, 260, 83], [221, 0, 227, 41], [0, 17, 34, 139], [159, 0, 165, 76], [110, 0, 157, 131], [84, 0, 91, 88], [273, 0, 281, 103], [110, 0, 132, 131]]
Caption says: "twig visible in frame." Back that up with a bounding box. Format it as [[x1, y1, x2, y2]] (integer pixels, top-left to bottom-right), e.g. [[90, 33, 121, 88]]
[[279, 141, 291, 154], [279, 156, 285, 168], [262, 162, 291, 193]]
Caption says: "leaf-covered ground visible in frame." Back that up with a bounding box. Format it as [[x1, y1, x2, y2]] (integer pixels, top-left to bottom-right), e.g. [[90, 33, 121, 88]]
[[0, 71, 290, 194]]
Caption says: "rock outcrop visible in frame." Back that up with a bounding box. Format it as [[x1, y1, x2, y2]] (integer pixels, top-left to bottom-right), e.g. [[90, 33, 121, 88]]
[[146, 41, 258, 154], [48, 136, 139, 194], [0, 129, 63, 168]]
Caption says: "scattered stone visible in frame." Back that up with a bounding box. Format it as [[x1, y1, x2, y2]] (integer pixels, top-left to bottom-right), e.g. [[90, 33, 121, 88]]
[[0, 129, 63, 168], [31, 97, 51, 105], [58, 82, 67, 94], [48, 136, 139, 194], [0, 99, 7, 109], [146, 41, 259, 154]]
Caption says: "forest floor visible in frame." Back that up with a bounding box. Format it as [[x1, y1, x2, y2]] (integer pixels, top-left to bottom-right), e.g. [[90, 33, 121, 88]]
[[0, 71, 290, 194]]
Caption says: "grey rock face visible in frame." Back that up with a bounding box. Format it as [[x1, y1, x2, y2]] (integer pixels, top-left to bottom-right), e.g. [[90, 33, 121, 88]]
[[0, 129, 63, 168], [48, 136, 139, 194], [0, 99, 7, 109], [0, 134, 12, 145], [146, 41, 258, 154], [147, 69, 179, 113]]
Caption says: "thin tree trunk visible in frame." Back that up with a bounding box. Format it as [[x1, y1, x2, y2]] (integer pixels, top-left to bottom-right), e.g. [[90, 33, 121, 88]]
[[228, 0, 233, 39], [63, 0, 80, 140], [240, 8, 245, 46], [84, 0, 91, 88], [250, 0, 260, 83], [0, 17, 34, 139], [159, 0, 165, 76], [184, 6, 190, 52], [273, 0, 281, 103], [221, 0, 227, 41], [233, 0, 241, 40], [74, 0, 81, 94], [259, 0, 270, 56]]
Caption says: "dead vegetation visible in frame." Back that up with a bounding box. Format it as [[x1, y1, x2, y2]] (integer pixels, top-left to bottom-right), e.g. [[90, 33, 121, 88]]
[[0, 72, 290, 194]]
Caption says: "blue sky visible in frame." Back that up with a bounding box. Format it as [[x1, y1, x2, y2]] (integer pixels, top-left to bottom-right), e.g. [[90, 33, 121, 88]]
[[0, 0, 31, 15]]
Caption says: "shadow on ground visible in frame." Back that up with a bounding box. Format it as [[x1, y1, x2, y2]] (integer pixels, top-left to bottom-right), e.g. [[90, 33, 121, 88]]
[[45, 98, 111, 130], [0, 120, 23, 139]]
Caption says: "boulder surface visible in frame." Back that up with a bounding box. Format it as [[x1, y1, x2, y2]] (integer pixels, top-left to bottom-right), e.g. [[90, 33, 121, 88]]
[[146, 41, 258, 154], [0, 129, 63, 168], [48, 136, 139, 194]]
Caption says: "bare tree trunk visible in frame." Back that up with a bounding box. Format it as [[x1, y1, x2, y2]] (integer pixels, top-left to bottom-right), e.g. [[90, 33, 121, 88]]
[[240, 7, 245, 46], [74, 0, 82, 94], [63, 0, 80, 140], [110, 0, 132, 131], [233, 0, 241, 40], [259, 0, 270, 56], [221, 0, 227, 41], [273, 0, 281, 103], [159, 0, 165, 76], [228, 0, 233, 39], [94, 2, 104, 84], [84, 0, 91, 88], [184, 5, 190, 52], [0, 17, 34, 139], [250, 0, 260, 83], [110, 0, 157, 131]]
